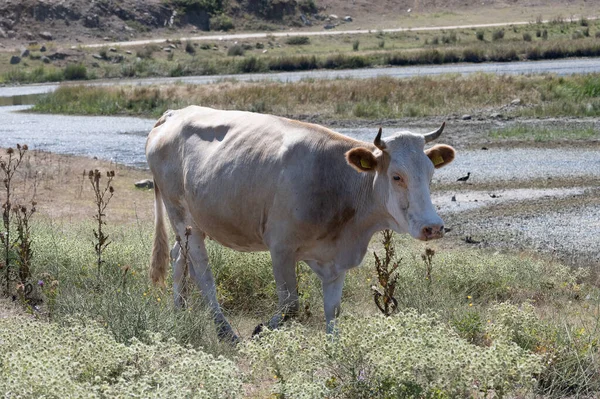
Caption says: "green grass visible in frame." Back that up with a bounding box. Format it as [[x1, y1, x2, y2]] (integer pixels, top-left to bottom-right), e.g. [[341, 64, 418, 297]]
[[32, 73, 600, 120], [2, 19, 600, 84], [3, 216, 599, 397], [490, 125, 599, 141]]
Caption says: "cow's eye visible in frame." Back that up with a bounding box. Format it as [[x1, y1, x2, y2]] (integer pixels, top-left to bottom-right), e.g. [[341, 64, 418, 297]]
[[393, 176, 401, 181]]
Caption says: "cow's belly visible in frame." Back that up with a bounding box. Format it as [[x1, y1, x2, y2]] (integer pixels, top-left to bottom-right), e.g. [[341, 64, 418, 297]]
[[187, 203, 269, 252]]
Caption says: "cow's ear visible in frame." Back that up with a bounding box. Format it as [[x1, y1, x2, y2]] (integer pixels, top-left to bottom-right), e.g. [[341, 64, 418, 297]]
[[425, 144, 455, 169], [346, 147, 378, 173]]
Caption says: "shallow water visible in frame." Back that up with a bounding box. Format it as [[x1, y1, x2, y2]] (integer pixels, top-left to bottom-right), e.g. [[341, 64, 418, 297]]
[[1, 105, 599, 181]]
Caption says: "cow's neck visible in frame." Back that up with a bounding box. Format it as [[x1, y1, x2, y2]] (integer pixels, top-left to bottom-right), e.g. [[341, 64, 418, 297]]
[[334, 172, 395, 269]]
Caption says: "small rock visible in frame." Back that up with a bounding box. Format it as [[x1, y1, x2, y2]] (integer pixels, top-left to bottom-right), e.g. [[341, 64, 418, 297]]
[[262, 49, 268, 53], [9, 55, 21, 65], [109, 47, 117, 52], [163, 47, 172, 52], [481, 147, 488, 150], [103, 37, 110, 41], [41, 56, 51, 64], [324, 23, 336, 30], [344, 16, 353, 22], [451, 195, 456, 202], [461, 114, 472, 120], [168, 44, 177, 49], [300, 14, 312, 26], [407, 8, 412, 12], [134, 179, 154, 189], [329, 14, 338, 20], [7, 30, 16, 39], [490, 112, 503, 119], [510, 98, 521, 106], [92, 54, 103, 60], [39, 31, 53, 41], [40, 45, 47, 52], [91, 62, 100, 67], [23, 31, 35, 40], [20, 48, 30, 58], [0, 28, 6, 39], [125, 50, 132, 54]]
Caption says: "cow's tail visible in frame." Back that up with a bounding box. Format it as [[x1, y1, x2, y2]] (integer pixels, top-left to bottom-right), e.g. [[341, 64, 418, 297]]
[[150, 181, 169, 287]]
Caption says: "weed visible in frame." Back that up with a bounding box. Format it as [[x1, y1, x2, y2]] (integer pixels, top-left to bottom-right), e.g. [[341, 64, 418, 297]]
[[523, 32, 532, 41], [88, 169, 115, 272], [0, 145, 30, 296], [476, 30, 485, 41], [352, 39, 359, 51], [371, 230, 399, 316]]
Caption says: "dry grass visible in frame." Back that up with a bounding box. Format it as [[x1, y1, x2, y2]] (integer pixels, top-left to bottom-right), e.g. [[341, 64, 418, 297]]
[[3, 149, 153, 224], [33, 73, 600, 120]]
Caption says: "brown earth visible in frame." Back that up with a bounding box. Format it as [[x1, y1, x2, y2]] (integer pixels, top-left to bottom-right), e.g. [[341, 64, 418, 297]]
[[0, 0, 598, 49]]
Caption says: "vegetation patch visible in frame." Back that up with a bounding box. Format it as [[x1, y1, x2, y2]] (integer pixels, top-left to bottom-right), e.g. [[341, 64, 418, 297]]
[[0, 316, 242, 398], [32, 73, 600, 120]]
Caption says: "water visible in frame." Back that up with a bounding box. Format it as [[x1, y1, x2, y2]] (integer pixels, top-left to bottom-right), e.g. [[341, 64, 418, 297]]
[[0, 105, 154, 168], [1, 105, 598, 184]]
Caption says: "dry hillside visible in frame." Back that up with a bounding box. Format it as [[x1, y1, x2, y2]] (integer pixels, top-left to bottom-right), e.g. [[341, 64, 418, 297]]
[[0, 0, 597, 48]]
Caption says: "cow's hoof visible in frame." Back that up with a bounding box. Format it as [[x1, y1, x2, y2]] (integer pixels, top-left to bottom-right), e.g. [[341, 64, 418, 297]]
[[252, 323, 266, 337], [217, 328, 240, 345]]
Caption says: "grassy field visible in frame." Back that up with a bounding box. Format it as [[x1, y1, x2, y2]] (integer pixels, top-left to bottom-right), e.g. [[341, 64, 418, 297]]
[[2, 17, 600, 84], [1, 140, 600, 397], [31, 73, 600, 122]]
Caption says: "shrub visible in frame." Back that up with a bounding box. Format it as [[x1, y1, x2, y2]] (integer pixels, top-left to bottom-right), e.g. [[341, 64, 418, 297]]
[[378, 39, 385, 48], [242, 312, 542, 398], [210, 14, 234, 31], [0, 316, 243, 397], [441, 32, 457, 44], [476, 30, 485, 41], [184, 41, 196, 54], [523, 32, 532, 41], [536, 29, 542, 37], [227, 45, 245, 56], [352, 39, 359, 51], [572, 30, 584, 40], [542, 29, 548, 40], [285, 36, 310, 45], [63, 64, 87, 80], [492, 29, 505, 41]]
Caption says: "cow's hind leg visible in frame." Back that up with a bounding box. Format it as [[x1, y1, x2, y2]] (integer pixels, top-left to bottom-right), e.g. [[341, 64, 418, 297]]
[[185, 230, 238, 342], [171, 243, 186, 308], [253, 248, 299, 335]]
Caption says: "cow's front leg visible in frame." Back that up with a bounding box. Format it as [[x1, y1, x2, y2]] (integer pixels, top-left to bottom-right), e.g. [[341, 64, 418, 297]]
[[254, 249, 299, 335], [322, 271, 346, 334]]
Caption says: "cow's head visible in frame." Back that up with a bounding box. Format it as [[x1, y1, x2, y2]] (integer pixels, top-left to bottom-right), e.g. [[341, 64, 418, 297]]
[[345, 123, 455, 241]]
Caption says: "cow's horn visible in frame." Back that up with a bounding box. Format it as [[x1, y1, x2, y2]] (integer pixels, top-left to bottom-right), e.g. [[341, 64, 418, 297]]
[[374, 127, 386, 150], [423, 122, 445, 143]]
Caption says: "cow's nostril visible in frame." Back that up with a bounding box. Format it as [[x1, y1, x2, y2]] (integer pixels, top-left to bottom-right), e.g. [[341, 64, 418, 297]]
[[422, 227, 433, 237]]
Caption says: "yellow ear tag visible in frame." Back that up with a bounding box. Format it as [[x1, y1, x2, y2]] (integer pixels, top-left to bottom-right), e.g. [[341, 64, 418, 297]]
[[431, 154, 444, 166], [360, 158, 372, 169]]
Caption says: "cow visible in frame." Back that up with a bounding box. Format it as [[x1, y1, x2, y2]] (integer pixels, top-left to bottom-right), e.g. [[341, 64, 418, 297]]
[[146, 106, 455, 341]]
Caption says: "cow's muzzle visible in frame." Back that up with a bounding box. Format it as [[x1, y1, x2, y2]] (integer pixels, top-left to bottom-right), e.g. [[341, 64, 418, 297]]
[[418, 224, 445, 241]]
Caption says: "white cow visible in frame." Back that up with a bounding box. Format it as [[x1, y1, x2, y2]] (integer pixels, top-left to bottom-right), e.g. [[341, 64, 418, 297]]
[[146, 106, 455, 340]]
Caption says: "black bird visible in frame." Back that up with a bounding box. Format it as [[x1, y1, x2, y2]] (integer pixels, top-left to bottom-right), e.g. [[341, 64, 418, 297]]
[[457, 172, 471, 182]]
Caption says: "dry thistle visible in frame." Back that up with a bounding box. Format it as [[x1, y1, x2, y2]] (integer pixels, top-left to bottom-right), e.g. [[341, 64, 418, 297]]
[[371, 229, 400, 316], [89, 169, 115, 272]]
